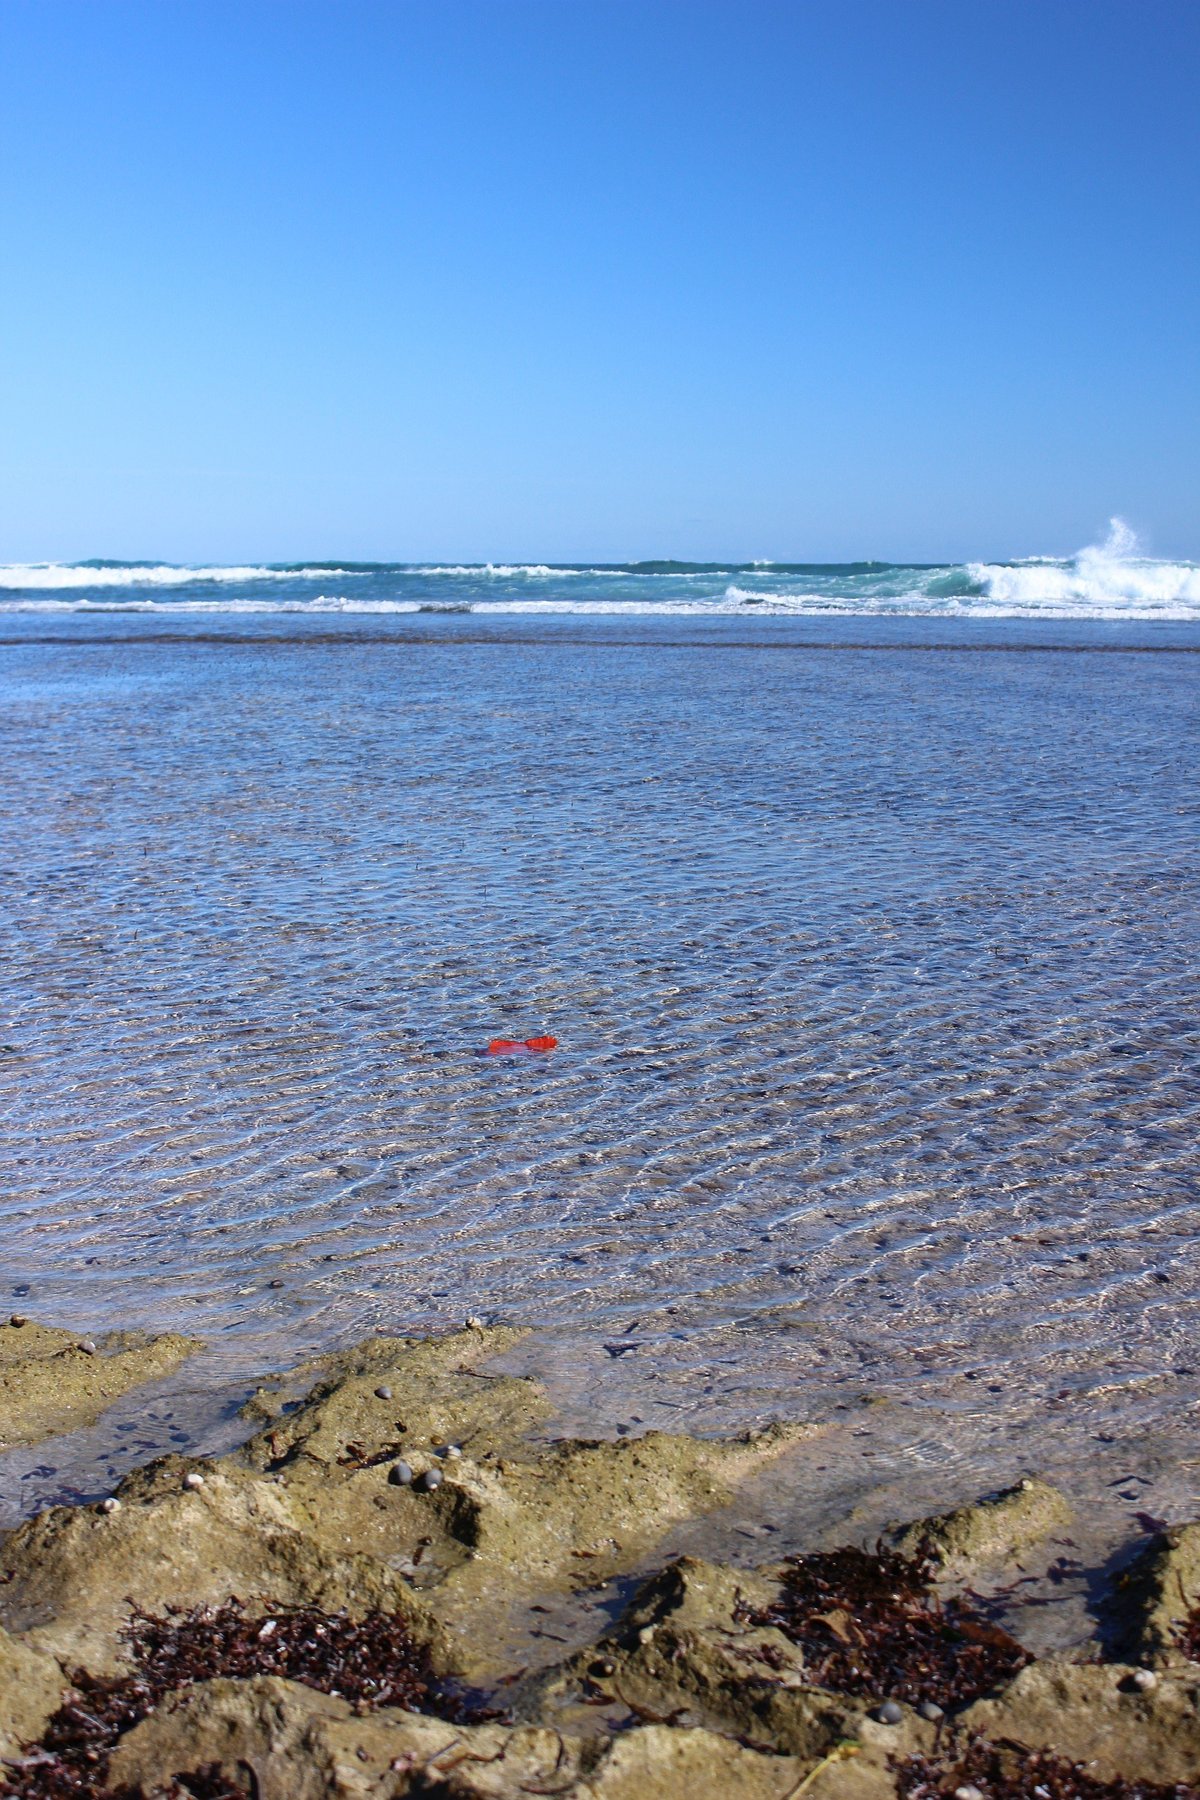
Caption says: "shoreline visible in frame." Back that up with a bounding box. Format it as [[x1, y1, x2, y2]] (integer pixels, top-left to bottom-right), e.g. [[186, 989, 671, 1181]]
[[2, 1320, 1200, 1796]]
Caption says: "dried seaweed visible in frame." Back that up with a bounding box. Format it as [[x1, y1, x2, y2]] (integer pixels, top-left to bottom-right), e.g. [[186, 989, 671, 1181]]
[[1, 1600, 456, 1800], [743, 1544, 1029, 1709], [894, 1735, 1200, 1799]]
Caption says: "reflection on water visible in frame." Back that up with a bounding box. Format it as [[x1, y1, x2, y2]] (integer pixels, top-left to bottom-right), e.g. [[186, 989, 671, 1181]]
[[2, 616, 1198, 1562]]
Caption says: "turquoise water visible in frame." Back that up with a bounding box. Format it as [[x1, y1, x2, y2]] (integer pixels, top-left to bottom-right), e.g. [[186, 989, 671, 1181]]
[[1, 600, 1198, 1565], [2, 522, 1200, 621]]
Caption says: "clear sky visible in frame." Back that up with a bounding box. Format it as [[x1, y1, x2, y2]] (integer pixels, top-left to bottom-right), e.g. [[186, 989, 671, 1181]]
[[1, 0, 1197, 564]]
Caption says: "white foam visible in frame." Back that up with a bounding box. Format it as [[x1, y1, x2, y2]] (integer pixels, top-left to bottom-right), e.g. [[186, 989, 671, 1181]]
[[0, 563, 353, 589], [969, 519, 1200, 616]]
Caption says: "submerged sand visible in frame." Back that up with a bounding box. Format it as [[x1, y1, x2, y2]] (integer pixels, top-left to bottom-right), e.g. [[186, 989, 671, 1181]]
[[1, 1321, 1199, 1797]]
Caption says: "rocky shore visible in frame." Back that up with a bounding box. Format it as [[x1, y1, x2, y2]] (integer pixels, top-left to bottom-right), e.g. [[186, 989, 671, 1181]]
[[1, 1318, 1199, 1797]]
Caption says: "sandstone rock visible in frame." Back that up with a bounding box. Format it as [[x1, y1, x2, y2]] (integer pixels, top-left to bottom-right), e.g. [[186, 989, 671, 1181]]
[[892, 1477, 1072, 1572], [1108, 1520, 1200, 1667], [0, 1319, 203, 1450], [0, 1461, 445, 1675], [105, 1673, 814, 1799], [0, 1621, 65, 1759], [961, 1658, 1200, 1785]]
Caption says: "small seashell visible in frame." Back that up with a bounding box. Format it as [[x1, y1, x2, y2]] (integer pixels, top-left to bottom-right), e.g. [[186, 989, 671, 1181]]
[[917, 1699, 944, 1720], [183, 1471, 206, 1490], [9, 1314, 27, 1327], [465, 1315, 485, 1330], [99, 1497, 121, 1515], [1133, 1667, 1158, 1691], [258, 1619, 277, 1639], [874, 1699, 903, 1725], [955, 1787, 985, 1800], [77, 1339, 97, 1356], [374, 1385, 393, 1400], [388, 1461, 414, 1487], [443, 1444, 462, 1460], [417, 1467, 443, 1493]]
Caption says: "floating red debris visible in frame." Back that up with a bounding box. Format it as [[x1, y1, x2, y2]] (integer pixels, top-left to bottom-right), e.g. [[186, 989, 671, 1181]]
[[486, 1035, 558, 1055]]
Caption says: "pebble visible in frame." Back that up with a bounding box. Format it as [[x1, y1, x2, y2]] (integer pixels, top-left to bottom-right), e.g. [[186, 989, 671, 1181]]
[[99, 1497, 121, 1514], [183, 1472, 206, 1490], [9, 1314, 26, 1327], [955, 1787, 985, 1800], [374, 1385, 393, 1400], [417, 1467, 443, 1493], [267, 1279, 284, 1289], [874, 1699, 903, 1725], [917, 1699, 944, 1720], [1133, 1667, 1158, 1691], [388, 1461, 414, 1487], [77, 1340, 97, 1356]]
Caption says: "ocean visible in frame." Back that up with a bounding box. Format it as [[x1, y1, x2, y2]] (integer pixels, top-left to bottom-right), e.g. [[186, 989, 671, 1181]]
[[2, 533, 1198, 1600], [3, 520, 1200, 620]]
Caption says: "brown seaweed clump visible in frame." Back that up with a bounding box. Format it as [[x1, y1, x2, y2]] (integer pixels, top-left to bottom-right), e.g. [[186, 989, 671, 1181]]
[[744, 1544, 1029, 1709], [1175, 1599, 1200, 1665], [894, 1736, 1200, 1800], [1, 1601, 460, 1800]]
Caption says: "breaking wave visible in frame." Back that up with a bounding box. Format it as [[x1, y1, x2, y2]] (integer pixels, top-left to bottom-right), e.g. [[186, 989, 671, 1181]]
[[0, 524, 1195, 619]]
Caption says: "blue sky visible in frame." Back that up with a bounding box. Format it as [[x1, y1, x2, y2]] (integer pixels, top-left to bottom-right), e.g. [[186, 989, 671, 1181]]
[[1, 0, 1197, 563]]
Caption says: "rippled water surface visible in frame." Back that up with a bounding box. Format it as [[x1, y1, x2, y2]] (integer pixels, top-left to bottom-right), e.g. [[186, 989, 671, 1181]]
[[2, 613, 1199, 1559]]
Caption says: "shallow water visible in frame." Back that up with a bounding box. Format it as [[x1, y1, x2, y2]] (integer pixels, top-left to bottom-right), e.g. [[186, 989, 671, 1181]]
[[2, 612, 1199, 1611]]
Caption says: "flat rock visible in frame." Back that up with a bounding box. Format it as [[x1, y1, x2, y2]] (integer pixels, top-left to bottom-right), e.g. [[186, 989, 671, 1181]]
[[0, 1319, 203, 1450]]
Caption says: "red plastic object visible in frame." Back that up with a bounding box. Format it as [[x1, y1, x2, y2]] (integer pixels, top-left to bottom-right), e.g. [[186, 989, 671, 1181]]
[[486, 1035, 558, 1055]]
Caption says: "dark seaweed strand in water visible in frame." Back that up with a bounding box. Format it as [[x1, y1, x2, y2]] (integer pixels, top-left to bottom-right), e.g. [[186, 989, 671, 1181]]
[[1, 1600, 456, 1800], [895, 1737, 1200, 1800], [742, 1545, 1029, 1709]]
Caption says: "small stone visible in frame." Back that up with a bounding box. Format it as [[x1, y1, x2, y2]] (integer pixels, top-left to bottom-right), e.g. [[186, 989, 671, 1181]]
[[874, 1699, 903, 1725], [955, 1787, 985, 1800], [1133, 1667, 1158, 1691], [267, 1279, 284, 1289], [917, 1699, 944, 1720], [182, 1471, 206, 1490], [417, 1467, 443, 1493], [465, 1315, 485, 1330], [9, 1314, 26, 1326], [374, 1385, 393, 1400], [77, 1339, 97, 1356], [99, 1497, 121, 1514], [637, 1625, 656, 1644], [388, 1461, 414, 1486]]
